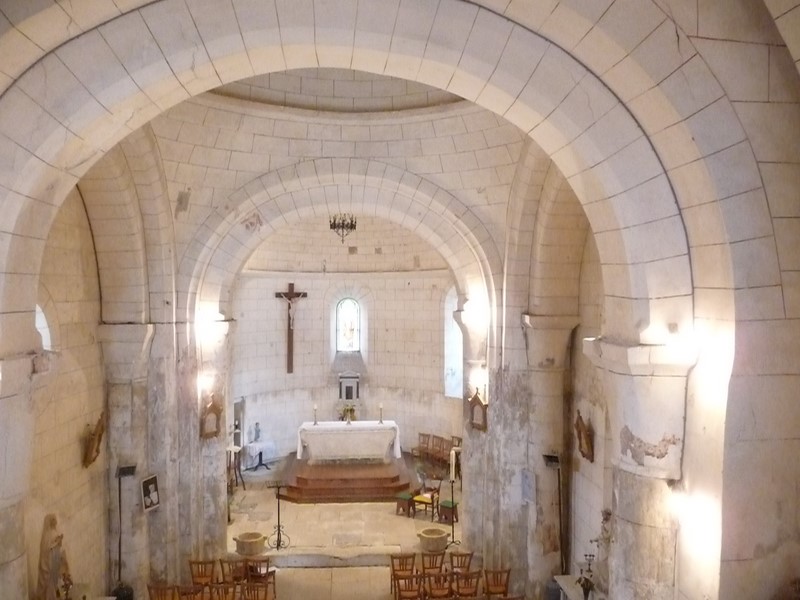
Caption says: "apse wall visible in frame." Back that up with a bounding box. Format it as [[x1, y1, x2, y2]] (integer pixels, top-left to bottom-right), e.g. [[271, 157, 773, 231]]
[[26, 189, 107, 596], [229, 272, 462, 460]]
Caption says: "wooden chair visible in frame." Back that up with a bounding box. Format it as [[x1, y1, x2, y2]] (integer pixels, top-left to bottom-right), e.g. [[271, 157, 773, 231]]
[[420, 550, 446, 574], [147, 584, 177, 600], [394, 573, 424, 600], [175, 585, 204, 599], [389, 553, 416, 596], [452, 570, 482, 598], [412, 432, 431, 460], [413, 478, 441, 521], [219, 557, 247, 584], [483, 568, 511, 598], [246, 556, 277, 598], [448, 550, 473, 574], [429, 435, 445, 465], [188, 559, 216, 586], [209, 583, 238, 600], [241, 582, 270, 600], [435, 436, 453, 464], [423, 571, 452, 598]]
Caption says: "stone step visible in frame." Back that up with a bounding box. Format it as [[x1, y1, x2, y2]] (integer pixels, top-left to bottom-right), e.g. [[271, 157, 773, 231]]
[[279, 452, 414, 504]]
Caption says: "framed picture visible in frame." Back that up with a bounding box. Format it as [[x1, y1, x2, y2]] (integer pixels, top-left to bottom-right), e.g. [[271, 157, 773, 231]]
[[200, 395, 223, 440], [468, 387, 487, 432], [81, 411, 105, 468], [141, 475, 160, 512]]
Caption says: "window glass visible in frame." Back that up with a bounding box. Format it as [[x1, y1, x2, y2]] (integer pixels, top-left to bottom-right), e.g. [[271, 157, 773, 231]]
[[336, 298, 360, 351], [444, 287, 463, 396]]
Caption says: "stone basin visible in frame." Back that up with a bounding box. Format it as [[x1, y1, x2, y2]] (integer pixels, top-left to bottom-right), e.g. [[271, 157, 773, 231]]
[[417, 527, 450, 552], [234, 531, 266, 555]]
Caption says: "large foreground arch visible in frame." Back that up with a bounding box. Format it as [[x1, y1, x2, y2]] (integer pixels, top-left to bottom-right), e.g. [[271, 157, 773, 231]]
[[0, 1, 791, 598]]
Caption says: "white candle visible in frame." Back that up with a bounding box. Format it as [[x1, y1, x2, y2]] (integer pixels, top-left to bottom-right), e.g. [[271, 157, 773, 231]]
[[314, 403, 317, 411], [449, 448, 456, 482], [379, 402, 383, 410]]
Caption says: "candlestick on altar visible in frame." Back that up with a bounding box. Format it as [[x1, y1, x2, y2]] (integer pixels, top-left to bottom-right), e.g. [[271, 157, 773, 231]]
[[379, 403, 383, 424], [313, 404, 318, 425]]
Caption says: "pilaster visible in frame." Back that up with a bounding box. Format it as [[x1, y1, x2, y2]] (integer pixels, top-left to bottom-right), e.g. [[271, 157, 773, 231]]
[[98, 323, 154, 597], [0, 354, 42, 599], [582, 336, 696, 599], [522, 316, 578, 599]]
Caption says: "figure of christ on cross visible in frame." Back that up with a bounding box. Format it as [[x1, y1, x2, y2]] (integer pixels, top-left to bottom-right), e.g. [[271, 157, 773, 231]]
[[275, 283, 307, 373]]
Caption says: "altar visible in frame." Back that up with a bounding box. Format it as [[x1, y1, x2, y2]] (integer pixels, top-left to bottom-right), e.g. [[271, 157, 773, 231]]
[[296, 420, 402, 464]]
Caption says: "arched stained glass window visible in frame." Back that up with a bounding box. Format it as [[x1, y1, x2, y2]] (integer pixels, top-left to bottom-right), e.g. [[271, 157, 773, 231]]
[[336, 298, 360, 352]]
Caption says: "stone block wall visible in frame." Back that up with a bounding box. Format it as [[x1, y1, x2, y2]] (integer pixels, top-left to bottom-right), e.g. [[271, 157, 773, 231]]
[[230, 222, 461, 457], [26, 189, 108, 597], [216, 67, 460, 112]]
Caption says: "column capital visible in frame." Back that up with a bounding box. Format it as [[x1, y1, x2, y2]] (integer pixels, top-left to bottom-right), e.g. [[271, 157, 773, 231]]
[[582, 336, 697, 480], [521, 313, 579, 332], [521, 314, 579, 369], [582, 336, 697, 377], [97, 323, 155, 381]]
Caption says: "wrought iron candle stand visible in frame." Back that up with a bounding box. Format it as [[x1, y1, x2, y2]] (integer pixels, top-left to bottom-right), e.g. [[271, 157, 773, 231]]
[[266, 483, 290, 550], [446, 478, 461, 548]]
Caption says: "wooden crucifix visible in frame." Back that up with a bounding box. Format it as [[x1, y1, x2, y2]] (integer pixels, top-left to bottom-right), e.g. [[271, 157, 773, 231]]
[[275, 282, 307, 373]]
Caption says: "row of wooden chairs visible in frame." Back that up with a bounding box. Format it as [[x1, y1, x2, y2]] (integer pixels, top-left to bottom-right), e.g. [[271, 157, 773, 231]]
[[390, 551, 515, 600], [147, 582, 271, 600], [395, 571, 520, 599], [390, 550, 470, 593], [412, 434, 462, 471], [148, 557, 276, 600]]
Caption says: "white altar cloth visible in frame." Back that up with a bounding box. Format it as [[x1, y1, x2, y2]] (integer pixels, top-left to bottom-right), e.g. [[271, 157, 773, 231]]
[[245, 440, 277, 467], [296, 420, 402, 464]]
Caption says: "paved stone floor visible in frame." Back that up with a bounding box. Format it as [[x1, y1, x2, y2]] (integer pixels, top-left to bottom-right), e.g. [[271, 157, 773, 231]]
[[228, 456, 464, 600]]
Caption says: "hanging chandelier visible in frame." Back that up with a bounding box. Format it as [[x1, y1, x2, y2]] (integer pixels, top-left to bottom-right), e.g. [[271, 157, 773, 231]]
[[329, 213, 357, 244]]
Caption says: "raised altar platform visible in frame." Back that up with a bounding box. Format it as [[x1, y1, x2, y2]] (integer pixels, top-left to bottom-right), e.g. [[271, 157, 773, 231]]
[[279, 451, 413, 504]]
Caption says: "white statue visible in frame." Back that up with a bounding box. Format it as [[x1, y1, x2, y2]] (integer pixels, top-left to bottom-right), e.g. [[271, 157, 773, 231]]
[[37, 514, 71, 600]]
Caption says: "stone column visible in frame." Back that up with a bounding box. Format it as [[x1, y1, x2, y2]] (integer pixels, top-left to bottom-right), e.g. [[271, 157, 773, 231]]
[[186, 315, 230, 565], [521, 316, 578, 599], [98, 323, 154, 597], [453, 305, 489, 565], [0, 355, 40, 598], [583, 337, 696, 599], [146, 324, 181, 583]]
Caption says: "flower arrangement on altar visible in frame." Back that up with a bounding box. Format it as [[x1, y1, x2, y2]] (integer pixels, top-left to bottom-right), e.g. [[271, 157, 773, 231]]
[[60, 572, 73, 599], [338, 403, 356, 422]]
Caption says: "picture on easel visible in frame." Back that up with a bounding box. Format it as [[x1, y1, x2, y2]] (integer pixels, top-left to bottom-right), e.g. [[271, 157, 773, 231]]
[[200, 394, 223, 440], [141, 475, 160, 512]]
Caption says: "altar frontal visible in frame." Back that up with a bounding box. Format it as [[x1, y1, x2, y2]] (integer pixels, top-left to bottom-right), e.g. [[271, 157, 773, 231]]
[[297, 420, 401, 465]]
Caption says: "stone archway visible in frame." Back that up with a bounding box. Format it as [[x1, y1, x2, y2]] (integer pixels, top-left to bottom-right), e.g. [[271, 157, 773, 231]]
[[0, 1, 786, 598]]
